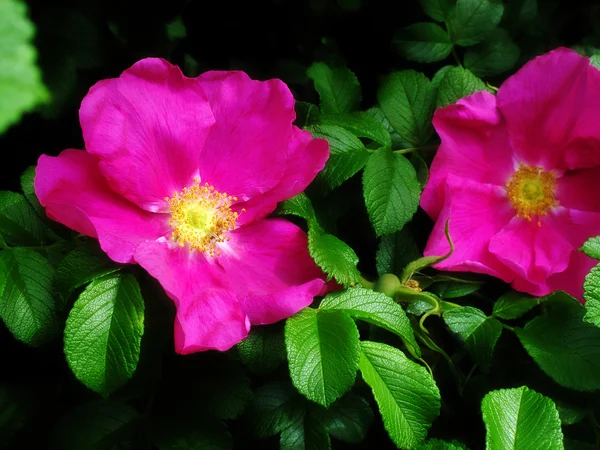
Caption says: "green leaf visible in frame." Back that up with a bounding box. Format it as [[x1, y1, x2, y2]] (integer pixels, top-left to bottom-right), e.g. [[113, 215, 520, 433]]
[[376, 227, 421, 276], [365, 106, 405, 149], [492, 291, 540, 320], [278, 192, 316, 221], [307, 62, 361, 115], [418, 0, 456, 21], [583, 264, 600, 328], [514, 291, 600, 391], [396, 23, 453, 63], [590, 55, 600, 71], [237, 326, 286, 374], [154, 422, 232, 450], [418, 439, 469, 449], [307, 124, 370, 191], [280, 408, 331, 450], [19, 166, 44, 218], [166, 16, 186, 42], [464, 28, 520, 76], [359, 341, 440, 449], [325, 393, 373, 444], [0, 248, 57, 345], [363, 148, 421, 237], [320, 287, 421, 357], [429, 280, 482, 298], [431, 65, 455, 88], [64, 273, 145, 397], [481, 386, 563, 450], [0, 0, 48, 133], [0, 191, 47, 246], [446, 0, 504, 47], [436, 67, 487, 108], [252, 382, 304, 438], [55, 241, 119, 299], [555, 402, 586, 426], [443, 307, 502, 371], [581, 236, 600, 260], [308, 226, 361, 286], [55, 400, 138, 450], [285, 308, 360, 407], [320, 112, 392, 149], [377, 70, 435, 147]]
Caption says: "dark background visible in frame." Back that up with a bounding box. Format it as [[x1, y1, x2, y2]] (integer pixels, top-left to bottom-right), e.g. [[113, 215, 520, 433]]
[[2, 0, 600, 449]]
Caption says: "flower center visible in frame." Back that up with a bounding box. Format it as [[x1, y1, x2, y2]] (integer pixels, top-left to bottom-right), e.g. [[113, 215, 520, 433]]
[[505, 165, 558, 221], [166, 178, 239, 256]]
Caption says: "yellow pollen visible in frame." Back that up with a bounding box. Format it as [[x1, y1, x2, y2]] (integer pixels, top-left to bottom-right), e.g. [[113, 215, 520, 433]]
[[166, 178, 239, 257], [505, 165, 559, 224]]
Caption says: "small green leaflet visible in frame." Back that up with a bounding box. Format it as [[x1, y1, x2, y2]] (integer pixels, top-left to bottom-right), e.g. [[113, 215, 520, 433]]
[[363, 148, 421, 237], [555, 401, 586, 426], [395, 23, 453, 63], [418, 0, 456, 22], [251, 382, 305, 438], [359, 341, 440, 449], [492, 291, 540, 320], [377, 70, 435, 147], [307, 124, 370, 191], [443, 306, 502, 371], [308, 226, 361, 287], [481, 386, 563, 450], [590, 55, 600, 71], [0, 0, 48, 134], [515, 292, 600, 391], [277, 192, 316, 221], [376, 227, 421, 276], [285, 308, 360, 407], [436, 67, 487, 108], [55, 400, 138, 450], [320, 112, 392, 149], [280, 407, 331, 450], [0, 191, 48, 246], [237, 325, 286, 374], [464, 28, 520, 77], [580, 236, 600, 260], [0, 248, 57, 346], [320, 287, 421, 357], [325, 393, 373, 444], [307, 62, 361, 115], [418, 439, 469, 449], [446, 0, 504, 47], [64, 273, 145, 397], [55, 241, 119, 300], [153, 421, 232, 450], [583, 264, 600, 328], [19, 166, 45, 218]]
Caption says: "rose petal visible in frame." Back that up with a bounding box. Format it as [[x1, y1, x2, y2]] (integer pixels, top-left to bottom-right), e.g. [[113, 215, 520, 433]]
[[489, 213, 572, 285], [556, 167, 600, 212], [234, 127, 329, 226], [422, 91, 514, 219], [35, 150, 169, 263], [196, 71, 295, 201], [497, 47, 600, 171], [173, 290, 250, 354], [220, 218, 326, 324], [79, 58, 215, 211], [424, 175, 515, 280], [547, 250, 597, 302]]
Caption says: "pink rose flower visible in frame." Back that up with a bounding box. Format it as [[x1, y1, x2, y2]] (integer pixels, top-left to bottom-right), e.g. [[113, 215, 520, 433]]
[[421, 48, 600, 301], [35, 58, 330, 353]]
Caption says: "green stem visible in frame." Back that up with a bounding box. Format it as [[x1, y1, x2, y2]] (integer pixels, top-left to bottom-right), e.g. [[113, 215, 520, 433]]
[[501, 323, 515, 333], [393, 144, 439, 155], [360, 276, 375, 289], [451, 46, 462, 67], [486, 82, 499, 92]]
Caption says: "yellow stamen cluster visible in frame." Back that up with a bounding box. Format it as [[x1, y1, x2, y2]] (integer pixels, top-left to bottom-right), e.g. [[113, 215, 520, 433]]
[[404, 279, 422, 292], [166, 178, 239, 256], [506, 165, 559, 224]]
